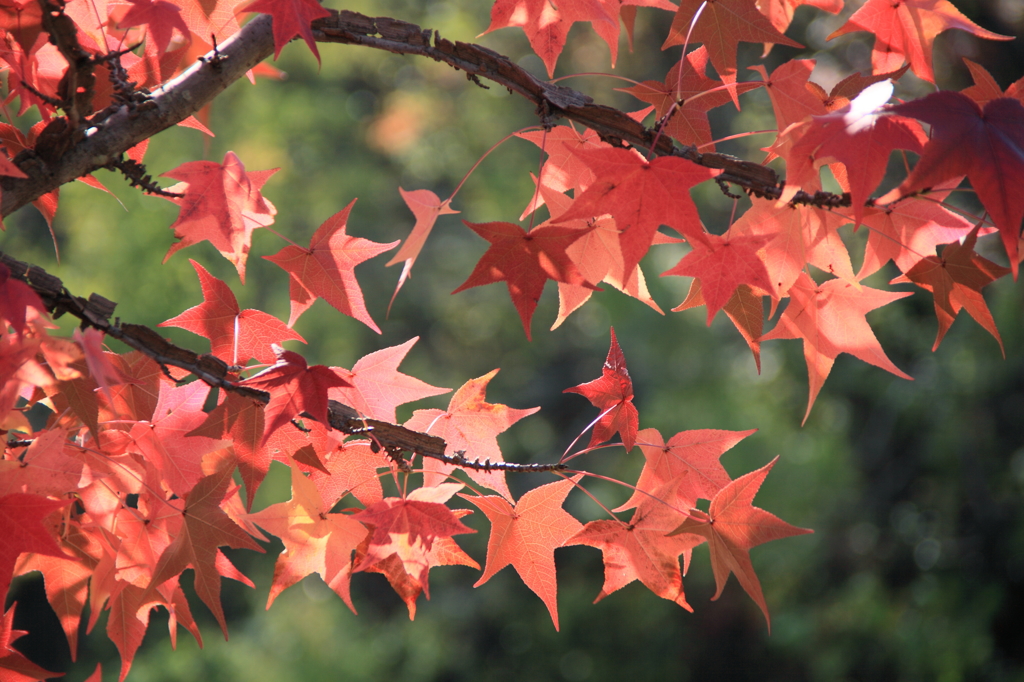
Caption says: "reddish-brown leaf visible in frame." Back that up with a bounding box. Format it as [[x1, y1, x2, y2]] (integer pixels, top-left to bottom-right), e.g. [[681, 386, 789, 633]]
[[662, 0, 802, 100], [564, 327, 639, 451], [0, 493, 69, 605], [240, 346, 350, 445], [146, 460, 263, 638], [662, 230, 774, 324], [554, 147, 719, 282], [891, 225, 1010, 355], [883, 92, 1024, 278], [452, 221, 599, 340]]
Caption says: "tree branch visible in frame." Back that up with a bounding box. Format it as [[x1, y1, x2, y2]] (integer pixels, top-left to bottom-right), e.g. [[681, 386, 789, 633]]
[[0, 250, 567, 474], [1, 9, 849, 219], [310, 10, 847, 207], [0, 15, 277, 217]]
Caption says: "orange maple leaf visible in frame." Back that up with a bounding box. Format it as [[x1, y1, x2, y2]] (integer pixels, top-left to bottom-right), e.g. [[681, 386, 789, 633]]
[[669, 456, 812, 630], [761, 272, 912, 423], [249, 464, 370, 611], [406, 369, 539, 499], [461, 476, 584, 630]]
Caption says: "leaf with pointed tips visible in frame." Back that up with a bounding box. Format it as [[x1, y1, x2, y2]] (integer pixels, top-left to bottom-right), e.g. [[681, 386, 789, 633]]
[[406, 370, 539, 499], [827, 0, 1012, 84], [162, 151, 279, 283], [670, 456, 811, 630], [461, 476, 584, 630], [564, 328, 639, 451], [452, 221, 599, 340], [160, 260, 305, 366], [264, 200, 398, 331], [761, 272, 913, 423]]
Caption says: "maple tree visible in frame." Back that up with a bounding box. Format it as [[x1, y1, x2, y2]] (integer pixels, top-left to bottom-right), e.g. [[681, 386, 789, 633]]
[[0, 0, 1020, 678]]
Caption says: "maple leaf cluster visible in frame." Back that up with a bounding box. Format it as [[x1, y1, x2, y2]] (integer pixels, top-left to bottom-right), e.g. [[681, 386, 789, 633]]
[[435, 2, 1023, 422], [0, 263, 807, 679], [0, 0, 1021, 677]]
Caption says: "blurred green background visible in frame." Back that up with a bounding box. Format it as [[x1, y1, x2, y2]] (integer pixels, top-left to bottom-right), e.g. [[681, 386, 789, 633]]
[[4, 0, 1024, 679]]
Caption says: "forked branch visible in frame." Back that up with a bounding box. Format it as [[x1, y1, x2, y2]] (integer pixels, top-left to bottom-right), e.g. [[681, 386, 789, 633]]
[[0, 251, 567, 474]]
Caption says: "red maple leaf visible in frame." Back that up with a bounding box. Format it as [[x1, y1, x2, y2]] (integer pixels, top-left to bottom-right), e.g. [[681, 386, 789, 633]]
[[761, 272, 913, 423], [146, 460, 263, 637], [554, 147, 719, 281], [669, 456, 812, 630], [0, 0, 44, 55], [0, 263, 48, 338], [263, 200, 398, 331], [241, 0, 331, 63], [516, 126, 609, 219], [127, 381, 228, 497], [891, 225, 1010, 355], [564, 327, 639, 451], [352, 483, 474, 586], [162, 151, 279, 283], [240, 346, 350, 444], [358, 508, 479, 620], [618, 46, 762, 150], [329, 337, 450, 423], [117, 0, 191, 54], [662, 230, 774, 324], [755, 0, 841, 54], [249, 463, 370, 611], [882, 92, 1024, 278], [662, 0, 802, 100], [405, 369, 539, 499], [827, 0, 1012, 84], [461, 476, 584, 630], [164, 0, 250, 42], [0, 427, 82, 498], [673, 281, 766, 370], [748, 60, 827, 134], [856, 188, 974, 279], [14, 521, 101, 660], [483, 0, 616, 77], [160, 259, 305, 366], [546, 193, 666, 329], [308, 438, 390, 509], [0, 493, 69, 605], [775, 82, 927, 225], [727, 196, 853, 298], [961, 58, 1024, 107], [188, 391, 267, 509], [452, 221, 599, 340], [615, 426, 755, 512]]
